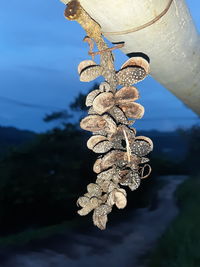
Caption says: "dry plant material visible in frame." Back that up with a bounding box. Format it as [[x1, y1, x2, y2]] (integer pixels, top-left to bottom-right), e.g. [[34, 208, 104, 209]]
[[64, 0, 153, 230]]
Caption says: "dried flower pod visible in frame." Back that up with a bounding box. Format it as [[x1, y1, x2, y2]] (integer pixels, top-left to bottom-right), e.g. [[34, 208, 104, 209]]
[[132, 136, 153, 157], [99, 81, 111, 92], [87, 135, 108, 150], [102, 114, 117, 134], [80, 115, 106, 132], [77, 196, 90, 207], [117, 67, 147, 86], [107, 188, 127, 208], [115, 86, 139, 103], [78, 60, 97, 74], [93, 212, 108, 230], [120, 170, 141, 191], [93, 92, 115, 114], [96, 168, 115, 184], [109, 106, 129, 125], [87, 183, 102, 197], [80, 65, 103, 82], [114, 190, 127, 209], [78, 205, 94, 216], [120, 102, 145, 119], [121, 57, 150, 74], [86, 89, 100, 107]]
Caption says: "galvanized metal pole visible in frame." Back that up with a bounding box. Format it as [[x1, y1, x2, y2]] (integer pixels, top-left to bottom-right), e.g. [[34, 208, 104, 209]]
[[60, 0, 200, 115]]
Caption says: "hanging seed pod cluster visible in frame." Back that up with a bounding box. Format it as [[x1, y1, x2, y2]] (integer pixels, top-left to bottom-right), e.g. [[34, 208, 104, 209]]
[[64, 0, 153, 230]]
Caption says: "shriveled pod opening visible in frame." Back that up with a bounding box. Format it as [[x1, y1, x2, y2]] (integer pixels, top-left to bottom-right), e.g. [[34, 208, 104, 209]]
[[80, 65, 103, 82], [120, 102, 145, 119], [80, 115, 106, 132], [93, 92, 115, 114], [78, 60, 97, 74], [121, 57, 150, 75], [86, 89, 100, 107], [115, 86, 139, 104], [132, 136, 153, 157], [114, 190, 127, 209], [116, 66, 147, 86], [87, 135, 112, 154]]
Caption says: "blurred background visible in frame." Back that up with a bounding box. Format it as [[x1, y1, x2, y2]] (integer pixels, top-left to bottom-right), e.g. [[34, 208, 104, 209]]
[[0, 0, 199, 266]]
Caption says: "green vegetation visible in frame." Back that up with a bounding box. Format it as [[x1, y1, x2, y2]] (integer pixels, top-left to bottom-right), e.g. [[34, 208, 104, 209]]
[[149, 175, 200, 267]]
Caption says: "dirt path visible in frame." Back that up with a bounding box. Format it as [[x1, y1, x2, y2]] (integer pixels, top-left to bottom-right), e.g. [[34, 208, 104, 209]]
[[0, 175, 187, 267]]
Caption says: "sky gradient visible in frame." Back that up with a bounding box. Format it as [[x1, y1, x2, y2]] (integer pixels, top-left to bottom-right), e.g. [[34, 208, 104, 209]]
[[0, 0, 199, 132]]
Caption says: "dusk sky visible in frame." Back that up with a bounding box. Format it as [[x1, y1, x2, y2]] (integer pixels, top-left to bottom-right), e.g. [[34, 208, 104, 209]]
[[0, 0, 199, 132]]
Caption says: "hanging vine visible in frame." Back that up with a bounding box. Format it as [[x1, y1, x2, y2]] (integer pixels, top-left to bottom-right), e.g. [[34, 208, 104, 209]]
[[64, 0, 153, 230]]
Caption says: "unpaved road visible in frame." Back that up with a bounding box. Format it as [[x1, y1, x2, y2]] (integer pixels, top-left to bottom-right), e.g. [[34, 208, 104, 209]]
[[0, 175, 187, 267]]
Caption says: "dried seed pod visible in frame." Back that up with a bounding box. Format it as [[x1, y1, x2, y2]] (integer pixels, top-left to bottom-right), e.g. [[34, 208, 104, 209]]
[[99, 81, 111, 92], [120, 171, 141, 191], [132, 136, 153, 157], [102, 114, 117, 135], [87, 183, 102, 197], [80, 65, 103, 82], [78, 205, 93, 216], [96, 168, 115, 184], [80, 115, 106, 132], [117, 66, 147, 86], [93, 92, 115, 114], [92, 212, 108, 230], [78, 60, 97, 74], [93, 204, 112, 229], [86, 89, 100, 107], [114, 190, 127, 209], [93, 158, 102, 174], [87, 135, 108, 150], [77, 196, 90, 207], [120, 102, 145, 119], [121, 57, 150, 74], [109, 106, 129, 125], [115, 86, 139, 103]]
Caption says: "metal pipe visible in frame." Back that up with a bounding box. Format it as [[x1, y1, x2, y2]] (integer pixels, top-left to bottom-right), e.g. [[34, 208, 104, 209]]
[[60, 0, 200, 115]]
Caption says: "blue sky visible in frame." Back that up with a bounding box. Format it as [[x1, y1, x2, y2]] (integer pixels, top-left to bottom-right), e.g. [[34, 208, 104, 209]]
[[0, 0, 199, 132]]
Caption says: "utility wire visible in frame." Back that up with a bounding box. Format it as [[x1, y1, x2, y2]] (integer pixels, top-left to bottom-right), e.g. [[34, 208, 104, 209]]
[[0, 95, 199, 121], [0, 95, 66, 111]]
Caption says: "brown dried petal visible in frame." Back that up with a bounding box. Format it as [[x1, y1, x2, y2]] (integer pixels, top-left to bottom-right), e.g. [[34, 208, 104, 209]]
[[80, 115, 106, 132], [117, 66, 147, 86], [115, 86, 139, 103], [120, 102, 144, 119], [86, 89, 100, 107], [87, 135, 108, 150], [78, 60, 97, 74], [93, 92, 115, 115], [80, 65, 103, 82], [121, 57, 150, 74]]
